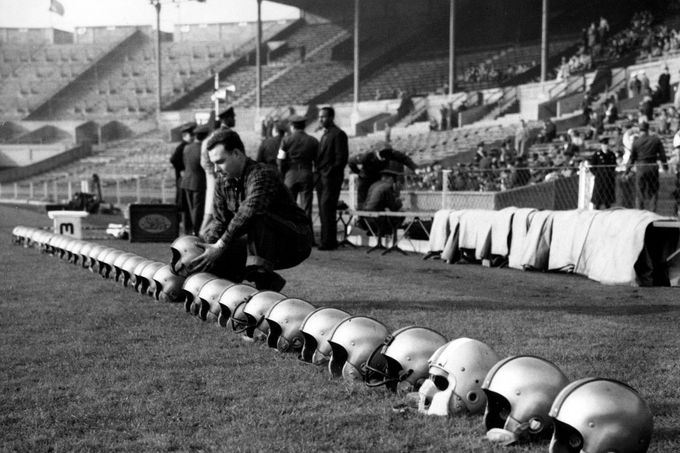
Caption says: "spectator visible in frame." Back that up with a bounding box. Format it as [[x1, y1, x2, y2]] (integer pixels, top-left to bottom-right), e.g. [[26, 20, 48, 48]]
[[515, 119, 530, 157], [629, 73, 642, 97], [605, 97, 619, 124], [180, 126, 207, 236], [627, 121, 669, 212], [358, 168, 404, 238], [256, 120, 287, 171], [658, 66, 671, 103], [539, 118, 557, 143], [315, 106, 349, 250], [589, 136, 618, 209], [439, 104, 449, 131], [348, 142, 417, 208], [278, 115, 318, 221], [639, 94, 654, 122], [171, 122, 195, 208]]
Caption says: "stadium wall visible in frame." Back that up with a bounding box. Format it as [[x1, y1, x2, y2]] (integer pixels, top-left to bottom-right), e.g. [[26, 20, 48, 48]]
[[0, 144, 91, 183]]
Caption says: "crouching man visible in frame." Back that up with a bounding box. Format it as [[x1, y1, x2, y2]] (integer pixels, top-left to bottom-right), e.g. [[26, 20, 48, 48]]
[[192, 129, 313, 291]]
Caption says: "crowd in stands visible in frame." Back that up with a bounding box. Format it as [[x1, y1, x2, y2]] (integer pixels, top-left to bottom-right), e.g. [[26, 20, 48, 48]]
[[462, 61, 534, 85]]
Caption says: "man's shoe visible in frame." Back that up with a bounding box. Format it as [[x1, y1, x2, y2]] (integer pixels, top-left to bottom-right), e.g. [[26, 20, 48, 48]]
[[246, 267, 286, 292], [317, 243, 338, 251]]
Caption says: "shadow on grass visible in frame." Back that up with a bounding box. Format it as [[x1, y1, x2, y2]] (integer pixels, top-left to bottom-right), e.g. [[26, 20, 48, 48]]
[[322, 299, 680, 317]]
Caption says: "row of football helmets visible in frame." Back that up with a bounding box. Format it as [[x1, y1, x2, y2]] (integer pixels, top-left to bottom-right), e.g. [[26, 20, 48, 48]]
[[12, 226, 655, 453]]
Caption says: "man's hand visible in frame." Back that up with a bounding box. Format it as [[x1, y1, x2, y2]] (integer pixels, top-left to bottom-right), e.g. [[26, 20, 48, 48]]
[[190, 240, 225, 273]]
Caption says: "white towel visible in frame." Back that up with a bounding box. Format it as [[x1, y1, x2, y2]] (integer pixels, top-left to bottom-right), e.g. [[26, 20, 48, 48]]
[[575, 209, 669, 285], [428, 209, 453, 252], [548, 210, 600, 272], [459, 209, 497, 260], [490, 207, 519, 257], [520, 210, 554, 271], [508, 208, 537, 269], [441, 210, 464, 263]]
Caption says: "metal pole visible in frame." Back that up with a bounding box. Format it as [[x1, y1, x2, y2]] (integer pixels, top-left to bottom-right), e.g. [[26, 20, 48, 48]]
[[116, 180, 121, 205], [29, 182, 34, 200], [256, 0, 262, 111], [353, 0, 359, 109], [213, 72, 219, 118], [154, 0, 162, 125], [14, 183, 18, 199], [448, 0, 455, 96], [43, 181, 48, 200], [442, 169, 451, 209], [53, 180, 57, 202], [67, 181, 72, 200], [161, 176, 167, 203], [136, 177, 142, 203], [540, 0, 549, 83]]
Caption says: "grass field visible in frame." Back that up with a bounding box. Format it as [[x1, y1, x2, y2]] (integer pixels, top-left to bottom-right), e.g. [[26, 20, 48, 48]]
[[1, 203, 679, 452]]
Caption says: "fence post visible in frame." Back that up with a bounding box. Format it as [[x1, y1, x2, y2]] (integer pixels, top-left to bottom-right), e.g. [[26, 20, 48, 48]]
[[53, 180, 58, 202], [29, 182, 34, 200], [14, 183, 18, 199], [441, 169, 452, 210], [115, 180, 121, 205], [43, 181, 48, 200], [67, 181, 72, 200], [160, 176, 167, 203], [135, 177, 141, 203]]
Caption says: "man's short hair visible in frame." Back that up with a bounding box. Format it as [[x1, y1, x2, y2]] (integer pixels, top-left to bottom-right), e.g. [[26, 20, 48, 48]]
[[206, 129, 245, 152], [321, 106, 335, 118]]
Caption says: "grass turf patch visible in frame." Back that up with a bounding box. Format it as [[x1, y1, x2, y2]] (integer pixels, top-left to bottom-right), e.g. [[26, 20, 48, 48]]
[[1, 205, 679, 452]]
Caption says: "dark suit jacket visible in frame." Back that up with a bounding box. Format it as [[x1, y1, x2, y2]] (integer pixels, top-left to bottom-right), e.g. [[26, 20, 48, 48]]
[[316, 124, 348, 181], [180, 142, 206, 191]]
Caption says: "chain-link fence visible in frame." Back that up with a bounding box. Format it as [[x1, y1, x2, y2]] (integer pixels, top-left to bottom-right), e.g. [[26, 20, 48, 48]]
[[2, 163, 677, 217]]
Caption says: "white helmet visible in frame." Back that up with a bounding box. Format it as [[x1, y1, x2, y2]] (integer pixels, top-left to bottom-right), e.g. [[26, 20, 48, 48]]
[[152, 264, 186, 302], [138, 262, 165, 296], [299, 307, 351, 365], [482, 355, 570, 446], [112, 252, 138, 282], [242, 290, 287, 339], [196, 279, 234, 322], [180, 272, 218, 314], [327, 316, 389, 382], [217, 284, 259, 330], [365, 326, 447, 393], [264, 298, 315, 353], [417, 337, 499, 416], [549, 378, 653, 453], [120, 255, 147, 288], [170, 235, 203, 277]]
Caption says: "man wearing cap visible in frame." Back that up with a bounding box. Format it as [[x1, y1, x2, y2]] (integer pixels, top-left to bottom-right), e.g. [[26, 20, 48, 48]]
[[199, 106, 235, 238], [358, 168, 404, 238], [256, 119, 287, 170], [170, 122, 195, 208], [348, 142, 416, 208], [180, 123, 207, 236], [315, 106, 348, 250], [191, 129, 313, 292], [627, 122, 669, 212], [278, 114, 318, 220], [589, 136, 617, 209]]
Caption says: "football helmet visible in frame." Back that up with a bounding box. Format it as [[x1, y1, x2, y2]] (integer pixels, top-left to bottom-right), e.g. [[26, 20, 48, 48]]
[[264, 298, 316, 353], [112, 252, 137, 282], [152, 264, 186, 302], [242, 290, 287, 338], [549, 377, 653, 453], [68, 240, 86, 264], [197, 278, 234, 321], [12, 226, 24, 245], [417, 337, 500, 416], [299, 307, 351, 365], [96, 248, 121, 278], [78, 242, 96, 268], [482, 355, 570, 446], [365, 326, 448, 393], [180, 272, 218, 314], [120, 255, 147, 288], [138, 261, 165, 296], [327, 316, 390, 382], [131, 259, 155, 292], [170, 235, 204, 277], [217, 284, 260, 330]]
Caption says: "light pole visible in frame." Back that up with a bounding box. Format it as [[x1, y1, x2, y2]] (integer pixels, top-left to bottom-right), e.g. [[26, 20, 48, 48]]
[[150, 0, 162, 126]]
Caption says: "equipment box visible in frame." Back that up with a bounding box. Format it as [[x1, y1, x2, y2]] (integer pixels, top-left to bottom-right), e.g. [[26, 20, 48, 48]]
[[128, 204, 179, 243]]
